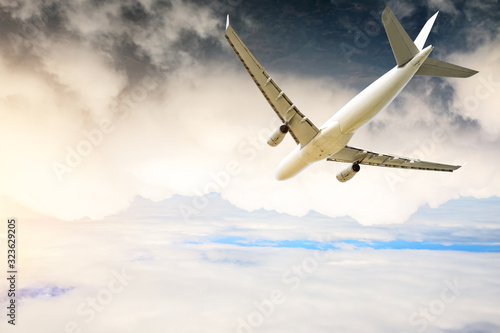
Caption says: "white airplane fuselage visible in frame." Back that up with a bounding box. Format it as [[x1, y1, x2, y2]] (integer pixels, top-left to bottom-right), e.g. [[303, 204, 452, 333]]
[[275, 45, 434, 180]]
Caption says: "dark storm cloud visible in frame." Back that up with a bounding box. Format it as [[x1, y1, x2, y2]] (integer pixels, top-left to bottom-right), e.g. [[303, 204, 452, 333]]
[[2, 0, 494, 85], [1, 0, 497, 78], [0, 0, 224, 83], [120, 1, 151, 23], [220, 0, 499, 85]]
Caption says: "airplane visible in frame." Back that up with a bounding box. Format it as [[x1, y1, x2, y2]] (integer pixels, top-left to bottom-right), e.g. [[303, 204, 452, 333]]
[[224, 7, 478, 182]]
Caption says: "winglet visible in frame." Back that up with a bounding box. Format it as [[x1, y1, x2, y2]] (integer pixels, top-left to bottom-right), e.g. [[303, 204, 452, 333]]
[[226, 14, 230, 30]]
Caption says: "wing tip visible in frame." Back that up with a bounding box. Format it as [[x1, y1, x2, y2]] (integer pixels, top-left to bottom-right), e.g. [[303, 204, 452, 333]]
[[382, 6, 392, 20], [226, 14, 230, 30], [467, 69, 479, 77]]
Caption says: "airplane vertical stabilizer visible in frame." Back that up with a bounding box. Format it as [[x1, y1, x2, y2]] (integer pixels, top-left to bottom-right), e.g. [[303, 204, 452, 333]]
[[382, 6, 419, 67]]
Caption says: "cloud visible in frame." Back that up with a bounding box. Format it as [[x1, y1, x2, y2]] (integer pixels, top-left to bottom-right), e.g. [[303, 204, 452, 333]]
[[0, 1, 499, 225], [1, 3, 498, 333], [448, 38, 500, 137], [427, 0, 459, 16]]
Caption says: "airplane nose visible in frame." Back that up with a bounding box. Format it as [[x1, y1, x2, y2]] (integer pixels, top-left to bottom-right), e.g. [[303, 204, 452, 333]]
[[275, 148, 310, 181], [275, 169, 292, 181]]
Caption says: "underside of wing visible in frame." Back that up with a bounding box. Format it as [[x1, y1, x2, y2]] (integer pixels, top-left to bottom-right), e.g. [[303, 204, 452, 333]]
[[225, 18, 319, 147], [327, 145, 461, 172]]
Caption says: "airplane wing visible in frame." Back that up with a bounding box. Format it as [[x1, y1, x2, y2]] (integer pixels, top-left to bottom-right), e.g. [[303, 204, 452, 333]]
[[327, 145, 461, 172], [224, 16, 320, 147]]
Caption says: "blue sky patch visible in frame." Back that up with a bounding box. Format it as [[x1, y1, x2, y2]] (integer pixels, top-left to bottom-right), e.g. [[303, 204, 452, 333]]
[[202, 236, 500, 252], [18, 286, 73, 300]]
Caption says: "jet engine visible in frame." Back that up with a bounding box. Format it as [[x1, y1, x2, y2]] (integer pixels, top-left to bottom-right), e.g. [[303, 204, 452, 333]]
[[267, 124, 289, 147], [336, 163, 360, 182]]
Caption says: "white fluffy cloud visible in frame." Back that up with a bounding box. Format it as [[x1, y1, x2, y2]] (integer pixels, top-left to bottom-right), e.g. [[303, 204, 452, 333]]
[[0, 1, 499, 225]]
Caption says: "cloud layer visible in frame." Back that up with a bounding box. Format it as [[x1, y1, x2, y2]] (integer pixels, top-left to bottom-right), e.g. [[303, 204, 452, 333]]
[[1, 196, 499, 333]]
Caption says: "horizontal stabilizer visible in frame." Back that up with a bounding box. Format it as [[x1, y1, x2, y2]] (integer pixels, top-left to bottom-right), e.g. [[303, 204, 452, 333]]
[[382, 6, 419, 67], [415, 57, 478, 78]]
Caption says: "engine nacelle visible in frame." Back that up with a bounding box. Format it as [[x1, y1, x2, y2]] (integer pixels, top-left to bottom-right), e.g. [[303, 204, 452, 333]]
[[267, 124, 289, 147], [336, 163, 360, 182]]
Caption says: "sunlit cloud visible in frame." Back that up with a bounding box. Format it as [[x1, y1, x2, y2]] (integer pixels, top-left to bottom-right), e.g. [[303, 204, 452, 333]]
[[0, 0, 498, 225]]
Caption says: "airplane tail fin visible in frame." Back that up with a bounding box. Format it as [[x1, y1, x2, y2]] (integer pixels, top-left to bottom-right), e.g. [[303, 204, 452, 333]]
[[382, 6, 419, 67], [382, 7, 478, 78]]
